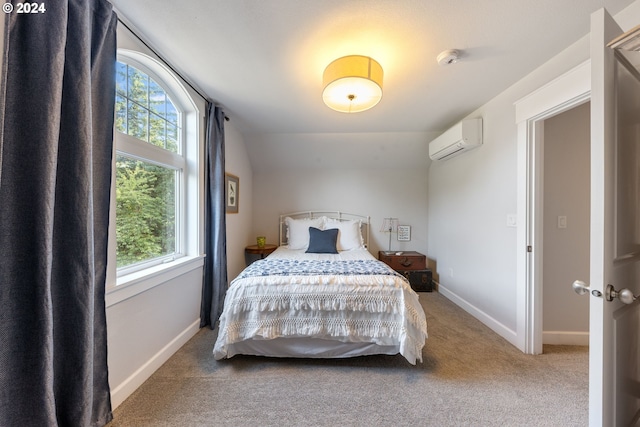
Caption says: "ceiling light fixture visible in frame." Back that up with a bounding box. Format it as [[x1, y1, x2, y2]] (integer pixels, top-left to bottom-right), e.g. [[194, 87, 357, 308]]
[[322, 55, 383, 113]]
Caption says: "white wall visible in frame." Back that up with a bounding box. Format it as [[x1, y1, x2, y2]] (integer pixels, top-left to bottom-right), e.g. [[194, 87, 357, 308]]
[[106, 21, 254, 408], [252, 166, 428, 256], [224, 121, 254, 280], [246, 131, 435, 259], [428, 2, 640, 346], [428, 108, 519, 336], [542, 102, 590, 341], [106, 267, 202, 406]]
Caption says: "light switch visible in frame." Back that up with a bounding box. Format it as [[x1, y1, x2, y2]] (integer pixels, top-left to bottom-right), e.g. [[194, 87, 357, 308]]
[[507, 214, 517, 228], [558, 216, 567, 229]]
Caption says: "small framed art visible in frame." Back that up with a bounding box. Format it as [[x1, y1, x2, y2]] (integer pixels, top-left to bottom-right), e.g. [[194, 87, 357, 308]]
[[397, 225, 411, 241], [225, 173, 239, 214]]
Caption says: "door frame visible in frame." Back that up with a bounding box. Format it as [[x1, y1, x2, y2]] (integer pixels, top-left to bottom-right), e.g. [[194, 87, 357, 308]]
[[514, 61, 591, 354]]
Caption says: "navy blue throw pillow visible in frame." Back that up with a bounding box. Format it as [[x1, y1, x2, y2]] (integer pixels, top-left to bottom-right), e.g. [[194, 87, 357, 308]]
[[305, 227, 339, 254]]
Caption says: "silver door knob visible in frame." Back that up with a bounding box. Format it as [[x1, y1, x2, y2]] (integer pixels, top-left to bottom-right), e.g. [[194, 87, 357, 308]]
[[606, 284, 637, 304], [572, 280, 603, 297]]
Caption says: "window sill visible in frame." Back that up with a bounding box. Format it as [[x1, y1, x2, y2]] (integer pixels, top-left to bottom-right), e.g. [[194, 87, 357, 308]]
[[106, 254, 205, 308]]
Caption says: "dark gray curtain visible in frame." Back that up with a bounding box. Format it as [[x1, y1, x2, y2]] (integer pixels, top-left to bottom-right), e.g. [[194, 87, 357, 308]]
[[201, 103, 228, 328], [0, 1, 116, 426]]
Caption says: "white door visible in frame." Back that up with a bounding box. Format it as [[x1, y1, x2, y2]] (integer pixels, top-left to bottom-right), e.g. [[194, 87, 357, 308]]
[[586, 8, 640, 426]]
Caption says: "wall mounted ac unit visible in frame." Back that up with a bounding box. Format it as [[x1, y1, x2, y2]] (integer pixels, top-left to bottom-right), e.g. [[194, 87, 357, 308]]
[[429, 118, 483, 161]]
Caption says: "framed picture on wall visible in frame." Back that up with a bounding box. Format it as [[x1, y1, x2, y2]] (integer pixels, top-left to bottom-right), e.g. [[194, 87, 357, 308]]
[[225, 173, 239, 214], [397, 225, 411, 241]]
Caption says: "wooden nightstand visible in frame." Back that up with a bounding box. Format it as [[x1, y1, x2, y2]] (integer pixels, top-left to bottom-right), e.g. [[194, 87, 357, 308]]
[[245, 244, 277, 265], [378, 251, 433, 292]]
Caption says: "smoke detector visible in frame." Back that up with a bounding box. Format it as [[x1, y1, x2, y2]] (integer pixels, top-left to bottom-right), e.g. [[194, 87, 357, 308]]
[[437, 49, 460, 66]]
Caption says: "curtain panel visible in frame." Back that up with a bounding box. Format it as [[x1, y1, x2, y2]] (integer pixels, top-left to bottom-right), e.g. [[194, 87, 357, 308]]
[[0, 1, 117, 426], [200, 103, 228, 328]]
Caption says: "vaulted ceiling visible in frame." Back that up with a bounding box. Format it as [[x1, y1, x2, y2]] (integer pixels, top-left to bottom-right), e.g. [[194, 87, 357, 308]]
[[110, 0, 635, 170]]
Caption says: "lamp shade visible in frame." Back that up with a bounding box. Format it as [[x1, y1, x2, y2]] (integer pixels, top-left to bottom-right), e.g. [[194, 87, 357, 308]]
[[380, 217, 398, 253], [322, 55, 383, 113], [380, 217, 398, 233]]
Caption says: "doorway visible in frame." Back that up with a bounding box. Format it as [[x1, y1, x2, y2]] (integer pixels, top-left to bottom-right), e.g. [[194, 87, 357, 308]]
[[514, 60, 591, 355], [541, 102, 590, 347]]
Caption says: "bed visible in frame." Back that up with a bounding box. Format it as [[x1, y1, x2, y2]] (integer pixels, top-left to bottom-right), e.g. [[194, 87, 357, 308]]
[[213, 211, 428, 364]]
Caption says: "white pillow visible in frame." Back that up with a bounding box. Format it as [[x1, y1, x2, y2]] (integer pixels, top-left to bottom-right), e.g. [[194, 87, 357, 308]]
[[285, 217, 324, 250], [323, 219, 364, 251]]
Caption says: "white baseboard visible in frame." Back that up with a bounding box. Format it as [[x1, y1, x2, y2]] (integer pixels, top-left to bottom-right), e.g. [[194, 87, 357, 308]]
[[110, 319, 201, 409], [437, 282, 519, 348], [543, 331, 589, 346]]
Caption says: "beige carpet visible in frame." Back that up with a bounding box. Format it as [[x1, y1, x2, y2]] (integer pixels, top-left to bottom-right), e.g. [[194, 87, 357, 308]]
[[108, 292, 588, 426]]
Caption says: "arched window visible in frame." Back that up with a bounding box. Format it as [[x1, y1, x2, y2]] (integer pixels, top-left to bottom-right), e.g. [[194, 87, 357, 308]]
[[115, 61, 180, 153], [113, 52, 198, 276]]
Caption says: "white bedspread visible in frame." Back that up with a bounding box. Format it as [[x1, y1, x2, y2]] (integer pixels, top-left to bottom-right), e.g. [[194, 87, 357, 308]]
[[213, 248, 428, 364]]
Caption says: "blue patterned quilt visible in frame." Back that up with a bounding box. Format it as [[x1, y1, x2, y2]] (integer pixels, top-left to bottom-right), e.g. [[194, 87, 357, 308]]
[[236, 258, 403, 280]]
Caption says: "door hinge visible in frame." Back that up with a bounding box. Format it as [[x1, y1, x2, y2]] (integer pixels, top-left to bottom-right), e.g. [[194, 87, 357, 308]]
[[527, 245, 533, 253]]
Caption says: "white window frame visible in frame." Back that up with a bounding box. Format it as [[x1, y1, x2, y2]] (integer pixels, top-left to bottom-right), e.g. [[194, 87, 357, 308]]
[[106, 50, 203, 304]]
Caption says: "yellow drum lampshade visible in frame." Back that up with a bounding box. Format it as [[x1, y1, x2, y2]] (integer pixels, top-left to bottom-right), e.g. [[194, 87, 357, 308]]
[[322, 55, 383, 113]]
